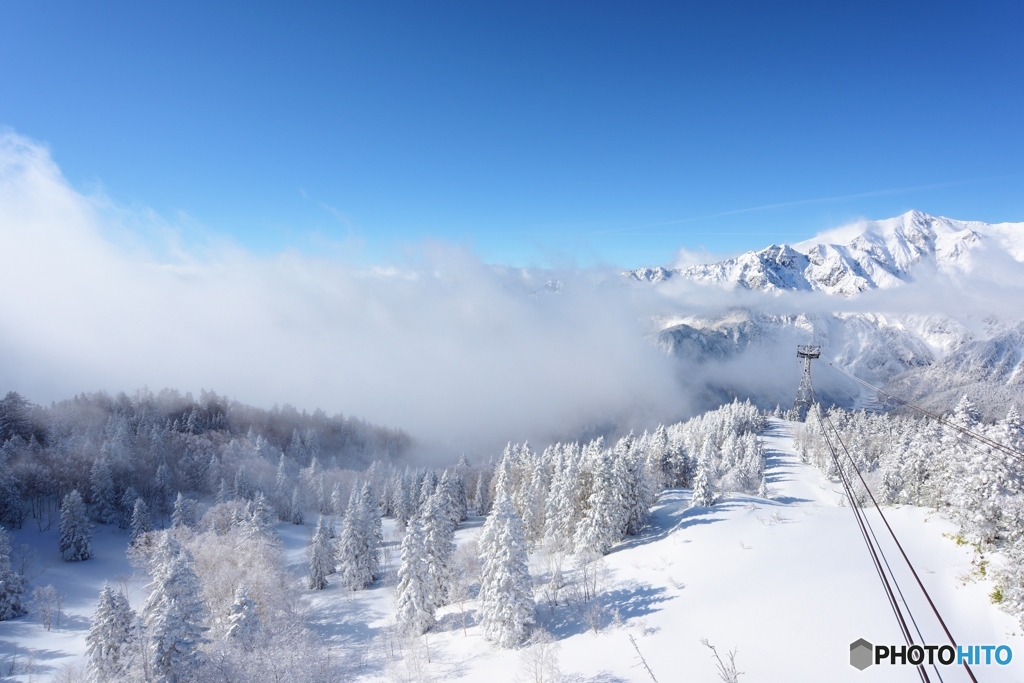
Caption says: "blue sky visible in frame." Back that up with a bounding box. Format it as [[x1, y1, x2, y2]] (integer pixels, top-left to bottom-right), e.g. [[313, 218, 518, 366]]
[[2, 1, 1022, 267]]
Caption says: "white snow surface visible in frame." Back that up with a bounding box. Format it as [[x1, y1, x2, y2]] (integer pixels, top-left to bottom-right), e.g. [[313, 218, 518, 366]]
[[3, 421, 1022, 681]]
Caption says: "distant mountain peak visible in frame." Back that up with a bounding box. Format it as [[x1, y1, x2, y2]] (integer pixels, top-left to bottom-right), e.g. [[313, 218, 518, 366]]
[[625, 211, 1023, 296]]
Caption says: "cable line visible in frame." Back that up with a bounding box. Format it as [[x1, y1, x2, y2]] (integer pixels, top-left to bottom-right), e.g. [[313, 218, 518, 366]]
[[810, 397, 931, 682], [828, 361, 1024, 465], [810, 386, 978, 683]]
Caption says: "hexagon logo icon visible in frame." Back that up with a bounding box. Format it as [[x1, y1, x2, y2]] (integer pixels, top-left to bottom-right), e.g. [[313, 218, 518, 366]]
[[850, 638, 873, 670]]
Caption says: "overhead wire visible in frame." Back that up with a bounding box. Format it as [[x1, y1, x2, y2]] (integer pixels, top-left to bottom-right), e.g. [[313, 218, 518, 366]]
[[813, 391, 972, 682], [809, 393, 931, 683], [827, 361, 1024, 465]]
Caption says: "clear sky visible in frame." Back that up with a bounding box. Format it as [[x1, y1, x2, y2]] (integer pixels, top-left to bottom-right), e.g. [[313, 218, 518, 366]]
[[2, 1, 1022, 268]]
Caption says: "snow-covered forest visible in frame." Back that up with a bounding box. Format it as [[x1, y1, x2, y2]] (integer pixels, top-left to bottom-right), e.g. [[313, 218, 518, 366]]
[[0, 388, 778, 681], [794, 397, 1024, 627], [1, 384, 1023, 681]]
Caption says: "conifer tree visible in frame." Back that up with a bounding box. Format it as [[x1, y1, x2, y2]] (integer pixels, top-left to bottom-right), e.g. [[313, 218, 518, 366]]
[[395, 517, 434, 634], [170, 493, 197, 529], [0, 458, 22, 527], [421, 492, 455, 607], [118, 486, 138, 530], [360, 481, 382, 579], [620, 443, 652, 536], [521, 456, 547, 545], [131, 497, 152, 544], [690, 453, 716, 508], [330, 483, 344, 516], [419, 470, 439, 509], [478, 496, 534, 648], [290, 486, 305, 525], [0, 526, 26, 621], [474, 472, 491, 515], [225, 585, 260, 649], [215, 479, 229, 505], [573, 451, 622, 555], [543, 446, 582, 552], [154, 463, 173, 518], [142, 534, 208, 683], [85, 582, 135, 682], [337, 492, 372, 590], [90, 457, 118, 525], [307, 517, 332, 590], [59, 489, 93, 561]]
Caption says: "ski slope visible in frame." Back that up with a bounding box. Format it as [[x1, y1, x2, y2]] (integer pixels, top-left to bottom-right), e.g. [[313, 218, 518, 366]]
[[2, 420, 1021, 681]]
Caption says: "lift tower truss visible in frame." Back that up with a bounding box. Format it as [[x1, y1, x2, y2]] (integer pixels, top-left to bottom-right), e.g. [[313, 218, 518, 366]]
[[793, 345, 821, 420]]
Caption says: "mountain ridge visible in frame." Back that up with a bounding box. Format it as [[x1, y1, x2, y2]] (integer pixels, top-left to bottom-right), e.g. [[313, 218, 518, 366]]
[[626, 210, 1024, 296]]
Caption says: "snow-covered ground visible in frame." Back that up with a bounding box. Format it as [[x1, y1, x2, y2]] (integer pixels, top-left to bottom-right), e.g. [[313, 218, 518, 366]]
[[4, 419, 1021, 681]]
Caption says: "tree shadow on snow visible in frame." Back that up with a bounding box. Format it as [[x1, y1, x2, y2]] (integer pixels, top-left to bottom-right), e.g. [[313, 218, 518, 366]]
[[541, 582, 672, 640], [0, 636, 72, 679], [305, 590, 383, 645], [608, 492, 736, 554]]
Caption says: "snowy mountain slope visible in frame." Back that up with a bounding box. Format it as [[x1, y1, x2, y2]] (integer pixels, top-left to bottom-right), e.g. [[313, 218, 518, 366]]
[[626, 211, 1024, 296], [652, 308, 982, 413], [623, 211, 1024, 416], [300, 420, 1021, 682], [883, 322, 1024, 418], [4, 422, 1020, 682]]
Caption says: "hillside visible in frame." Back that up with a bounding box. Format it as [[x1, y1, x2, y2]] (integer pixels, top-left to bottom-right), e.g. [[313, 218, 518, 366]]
[[6, 420, 1018, 682]]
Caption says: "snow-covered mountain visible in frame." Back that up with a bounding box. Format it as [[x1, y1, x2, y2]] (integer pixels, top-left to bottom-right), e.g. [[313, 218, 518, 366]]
[[629, 211, 1024, 418], [626, 210, 1024, 296]]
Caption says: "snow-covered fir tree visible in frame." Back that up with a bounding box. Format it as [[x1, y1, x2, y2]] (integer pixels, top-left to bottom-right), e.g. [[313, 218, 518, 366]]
[[171, 493, 197, 529], [131, 497, 152, 544], [421, 491, 455, 607], [142, 533, 208, 683], [478, 496, 534, 648], [690, 451, 716, 508], [290, 486, 305, 525], [616, 434, 653, 536], [154, 463, 173, 517], [59, 489, 93, 561], [360, 480, 382, 579], [521, 454, 548, 545], [307, 517, 333, 590], [474, 472, 491, 515], [0, 457, 22, 526], [215, 479, 230, 505], [0, 526, 26, 621], [394, 516, 435, 634], [242, 491, 274, 539], [337, 490, 376, 590], [225, 584, 261, 649], [573, 449, 623, 555], [543, 444, 582, 552], [90, 457, 118, 525], [330, 482, 344, 516], [85, 582, 135, 682]]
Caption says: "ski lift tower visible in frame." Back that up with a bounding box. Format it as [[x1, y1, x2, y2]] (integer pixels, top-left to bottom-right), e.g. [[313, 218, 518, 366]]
[[793, 345, 821, 420]]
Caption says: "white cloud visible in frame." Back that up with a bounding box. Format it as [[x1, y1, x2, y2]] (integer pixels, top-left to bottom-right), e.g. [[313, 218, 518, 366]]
[[0, 131, 688, 452]]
